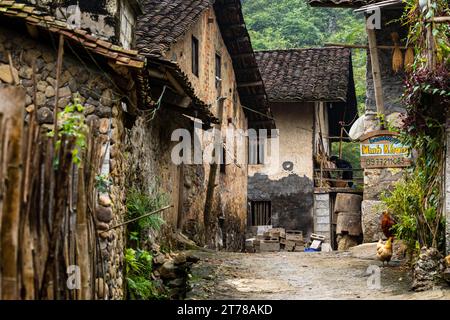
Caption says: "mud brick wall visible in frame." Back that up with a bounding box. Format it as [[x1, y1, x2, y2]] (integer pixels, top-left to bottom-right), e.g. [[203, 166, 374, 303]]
[[0, 26, 127, 299]]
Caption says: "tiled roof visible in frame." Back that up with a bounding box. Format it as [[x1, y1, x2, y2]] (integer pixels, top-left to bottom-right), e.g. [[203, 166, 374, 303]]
[[255, 48, 352, 102], [308, 0, 381, 7], [136, 0, 213, 58], [0, 0, 145, 68]]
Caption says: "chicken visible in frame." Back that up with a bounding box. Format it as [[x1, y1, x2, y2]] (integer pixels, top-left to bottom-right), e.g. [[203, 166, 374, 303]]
[[376, 237, 393, 265], [381, 211, 396, 240]]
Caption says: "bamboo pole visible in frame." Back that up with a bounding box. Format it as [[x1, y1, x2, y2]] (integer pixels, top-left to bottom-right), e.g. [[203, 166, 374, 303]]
[[0, 86, 26, 300], [76, 161, 91, 300], [366, 26, 385, 117], [324, 42, 408, 50]]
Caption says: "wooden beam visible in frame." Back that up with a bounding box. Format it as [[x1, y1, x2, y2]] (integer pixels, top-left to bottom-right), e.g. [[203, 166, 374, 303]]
[[366, 27, 385, 116], [325, 42, 408, 50], [428, 16, 450, 23], [237, 81, 264, 88]]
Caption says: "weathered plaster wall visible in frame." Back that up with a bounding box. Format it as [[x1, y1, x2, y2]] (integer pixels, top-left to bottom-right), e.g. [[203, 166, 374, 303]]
[[0, 26, 127, 299], [248, 102, 314, 238], [163, 8, 248, 250]]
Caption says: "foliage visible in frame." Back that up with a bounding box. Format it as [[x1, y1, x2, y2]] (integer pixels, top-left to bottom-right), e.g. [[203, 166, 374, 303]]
[[124, 187, 170, 300], [124, 248, 165, 300], [402, 0, 450, 69], [126, 187, 168, 232], [382, 0, 449, 252], [95, 173, 112, 193], [242, 0, 366, 114], [47, 95, 87, 166]]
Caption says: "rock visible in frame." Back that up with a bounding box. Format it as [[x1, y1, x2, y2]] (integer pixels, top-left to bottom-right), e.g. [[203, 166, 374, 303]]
[[98, 194, 112, 207], [37, 81, 47, 92], [0, 64, 19, 84], [19, 66, 33, 79], [96, 106, 112, 118], [36, 107, 53, 124], [96, 205, 113, 223], [58, 96, 71, 109], [167, 278, 185, 288], [58, 86, 71, 98], [45, 86, 55, 98], [364, 168, 403, 200], [99, 230, 110, 240], [336, 212, 362, 236], [23, 50, 41, 65], [26, 105, 35, 113], [153, 254, 166, 265], [412, 247, 444, 292], [96, 221, 109, 231], [337, 234, 359, 251], [349, 242, 378, 259], [334, 193, 362, 213], [173, 253, 187, 265], [101, 89, 114, 107], [86, 114, 99, 126], [361, 200, 386, 243], [36, 92, 46, 106], [42, 50, 55, 63], [84, 104, 96, 115], [46, 77, 56, 87], [99, 118, 110, 134], [159, 261, 179, 279]]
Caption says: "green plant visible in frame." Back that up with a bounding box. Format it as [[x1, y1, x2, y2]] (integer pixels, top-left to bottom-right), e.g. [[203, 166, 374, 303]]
[[95, 174, 112, 193], [126, 187, 168, 232], [48, 95, 87, 166], [124, 248, 162, 300]]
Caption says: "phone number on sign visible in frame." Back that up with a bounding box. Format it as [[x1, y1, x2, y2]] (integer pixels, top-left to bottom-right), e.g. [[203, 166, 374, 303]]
[[362, 157, 410, 168]]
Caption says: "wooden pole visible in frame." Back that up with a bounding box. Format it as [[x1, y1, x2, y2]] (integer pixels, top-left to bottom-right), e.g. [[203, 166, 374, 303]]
[[53, 34, 64, 139], [324, 42, 408, 50], [366, 26, 385, 117], [0, 86, 26, 300]]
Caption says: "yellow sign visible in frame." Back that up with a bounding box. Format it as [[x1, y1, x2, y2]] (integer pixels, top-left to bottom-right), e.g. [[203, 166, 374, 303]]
[[359, 131, 411, 169]]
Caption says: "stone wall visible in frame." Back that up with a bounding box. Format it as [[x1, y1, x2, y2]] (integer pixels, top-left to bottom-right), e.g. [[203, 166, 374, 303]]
[[162, 8, 249, 250], [20, 0, 121, 42], [0, 26, 128, 299], [361, 9, 408, 243]]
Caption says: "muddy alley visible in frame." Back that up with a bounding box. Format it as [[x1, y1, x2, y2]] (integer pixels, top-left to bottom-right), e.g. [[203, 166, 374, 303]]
[[187, 251, 450, 300]]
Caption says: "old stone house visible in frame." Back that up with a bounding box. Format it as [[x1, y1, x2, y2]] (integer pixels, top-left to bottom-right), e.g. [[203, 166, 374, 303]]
[[249, 48, 358, 242], [0, 0, 150, 299], [133, 0, 274, 251]]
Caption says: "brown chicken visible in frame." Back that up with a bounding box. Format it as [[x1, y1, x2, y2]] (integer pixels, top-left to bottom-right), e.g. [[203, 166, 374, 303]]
[[376, 237, 393, 265], [381, 211, 396, 240]]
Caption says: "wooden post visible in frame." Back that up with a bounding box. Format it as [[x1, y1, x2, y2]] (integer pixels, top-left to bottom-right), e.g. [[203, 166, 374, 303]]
[[366, 26, 385, 117], [0, 86, 26, 300]]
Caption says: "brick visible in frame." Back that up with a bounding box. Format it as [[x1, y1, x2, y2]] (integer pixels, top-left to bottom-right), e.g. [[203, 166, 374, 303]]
[[315, 224, 330, 232], [259, 241, 280, 252], [316, 216, 330, 224], [315, 208, 329, 217]]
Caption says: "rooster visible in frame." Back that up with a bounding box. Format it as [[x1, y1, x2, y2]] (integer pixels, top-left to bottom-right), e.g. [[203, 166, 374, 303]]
[[376, 237, 393, 266], [381, 211, 396, 240]]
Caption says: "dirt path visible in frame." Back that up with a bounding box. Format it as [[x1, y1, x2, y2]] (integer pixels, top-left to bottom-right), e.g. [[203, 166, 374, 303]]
[[187, 251, 450, 300]]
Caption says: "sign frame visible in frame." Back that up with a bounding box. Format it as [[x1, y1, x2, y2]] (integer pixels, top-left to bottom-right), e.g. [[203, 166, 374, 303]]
[[359, 130, 411, 169]]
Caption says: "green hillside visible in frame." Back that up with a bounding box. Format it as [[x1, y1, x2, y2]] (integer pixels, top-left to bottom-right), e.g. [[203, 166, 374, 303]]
[[242, 0, 367, 115]]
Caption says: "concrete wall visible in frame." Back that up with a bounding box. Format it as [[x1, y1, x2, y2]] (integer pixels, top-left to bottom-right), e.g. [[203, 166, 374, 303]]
[[248, 102, 315, 238]]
